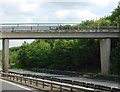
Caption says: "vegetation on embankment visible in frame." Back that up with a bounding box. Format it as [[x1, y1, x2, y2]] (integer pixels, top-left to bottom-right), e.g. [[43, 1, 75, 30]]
[[9, 38, 120, 75], [0, 6, 120, 75], [10, 39, 100, 72]]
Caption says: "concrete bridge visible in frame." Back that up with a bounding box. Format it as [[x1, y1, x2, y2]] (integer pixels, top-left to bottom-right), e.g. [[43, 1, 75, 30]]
[[0, 23, 120, 75]]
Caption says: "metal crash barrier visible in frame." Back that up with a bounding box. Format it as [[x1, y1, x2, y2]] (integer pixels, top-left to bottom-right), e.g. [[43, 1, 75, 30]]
[[0, 72, 120, 92]]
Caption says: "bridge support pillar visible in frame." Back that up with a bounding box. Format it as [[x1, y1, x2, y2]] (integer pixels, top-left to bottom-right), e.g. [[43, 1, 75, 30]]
[[100, 39, 111, 75], [2, 39, 9, 73]]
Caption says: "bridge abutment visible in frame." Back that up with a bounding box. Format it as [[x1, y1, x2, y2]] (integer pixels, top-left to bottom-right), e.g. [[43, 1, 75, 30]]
[[100, 39, 111, 75], [2, 39, 9, 73]]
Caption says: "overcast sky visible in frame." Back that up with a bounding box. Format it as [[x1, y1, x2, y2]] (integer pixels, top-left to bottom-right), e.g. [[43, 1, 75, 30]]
[[0, 0, 120, 49]]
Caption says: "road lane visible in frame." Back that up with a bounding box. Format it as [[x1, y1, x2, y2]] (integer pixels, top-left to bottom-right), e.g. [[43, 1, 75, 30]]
[[9, 69, 64, 77], [0, 79, 43, 92]]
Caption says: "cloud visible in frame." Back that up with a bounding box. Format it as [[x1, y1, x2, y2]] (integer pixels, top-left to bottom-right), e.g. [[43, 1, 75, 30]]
[[0, 0, 119, 48], [75, 10, 100, 20], [0, 0, 43, 23], [88, 0, 119, 7], [20, 1, 40, 13], [9, 40, 34, 48], [55, 9, 100, 21], [88, 0, 111, 6], [0, 0, 119, 23], [40, 0, 119, 7], [0, 40, 34, 50], [55, 10, 70, 18]]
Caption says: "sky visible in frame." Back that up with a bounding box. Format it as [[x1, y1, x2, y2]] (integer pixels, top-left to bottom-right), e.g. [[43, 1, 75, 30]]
[[0, 0, 120, 49]]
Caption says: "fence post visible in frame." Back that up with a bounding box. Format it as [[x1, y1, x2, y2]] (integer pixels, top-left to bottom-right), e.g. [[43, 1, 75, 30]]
[[13, 76, 15, 80], [12, 27, 14, 32], [20, 77, 22, 82], [58, 24, 60, 32], [37, 23, 39, 32], [117, 24, 119, 32], [10, 75, 11, 80], [1, 73, 4, 77], [25, 78, 26, 83], [17, 24, 19, 31], [36, 80, 38, 86], [70, 87, 73, 92], [60, 85, 62, 92], [17, 76, 18, 81], [30, 79, 32, 85], [78, 25, 79, 31], [43, 82, 44, 88], [97, 25, 100, 31], [51, 83, 53, 90]]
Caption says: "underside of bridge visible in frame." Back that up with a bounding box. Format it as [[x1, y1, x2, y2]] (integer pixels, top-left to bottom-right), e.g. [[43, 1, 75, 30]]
[[1, 38, 111, 75]]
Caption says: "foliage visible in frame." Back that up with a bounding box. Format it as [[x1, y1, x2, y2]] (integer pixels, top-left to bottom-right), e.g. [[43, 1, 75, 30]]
[[7, 5, 120, 74], [9, 46, 20, 68], [110, 40, 120, 75], [108, 6, 120, 25], [17, 40, 51, 69], [9, 39, 99, 72]]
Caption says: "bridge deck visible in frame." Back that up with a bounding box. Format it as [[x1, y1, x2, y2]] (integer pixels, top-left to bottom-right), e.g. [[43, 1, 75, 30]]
[[0, 23, 120, 39], [0, 31, 119, 39]]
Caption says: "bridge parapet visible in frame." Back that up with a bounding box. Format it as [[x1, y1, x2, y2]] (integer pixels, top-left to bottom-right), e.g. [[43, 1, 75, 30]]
[[0, 23, 119, 32]]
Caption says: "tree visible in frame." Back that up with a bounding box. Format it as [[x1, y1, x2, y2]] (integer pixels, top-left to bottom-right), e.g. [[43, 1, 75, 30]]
[[110, 41, 120, 75]]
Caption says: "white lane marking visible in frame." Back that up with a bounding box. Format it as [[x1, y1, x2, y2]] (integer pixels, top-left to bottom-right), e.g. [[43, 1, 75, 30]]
[[0, 79, 32, 91]]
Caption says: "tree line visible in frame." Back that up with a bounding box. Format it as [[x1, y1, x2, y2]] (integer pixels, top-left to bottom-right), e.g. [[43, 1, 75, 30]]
[[8, 6, 120, 75]]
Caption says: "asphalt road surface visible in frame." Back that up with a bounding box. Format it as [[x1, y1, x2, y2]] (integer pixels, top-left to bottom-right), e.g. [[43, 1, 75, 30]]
[[1, 69, 119, 89], [0, 79, 44, 92], [9, 69, 120, 88]]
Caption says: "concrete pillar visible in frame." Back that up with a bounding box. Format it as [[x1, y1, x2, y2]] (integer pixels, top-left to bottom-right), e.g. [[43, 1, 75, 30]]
[[100, 39, 111, 75], [2, 39, 9, 73]]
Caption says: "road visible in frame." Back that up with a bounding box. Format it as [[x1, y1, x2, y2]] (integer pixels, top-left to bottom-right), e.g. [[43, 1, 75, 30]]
[[56, 76, 120, 88], [0, 79, 43, 92], [9, 69, 120, 89], [9, 69, 64, 77]]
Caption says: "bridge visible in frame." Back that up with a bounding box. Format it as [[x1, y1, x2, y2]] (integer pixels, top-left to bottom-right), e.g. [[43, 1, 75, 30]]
[[0, 23, 120, 75], [0, 23, 119, 38], [0, 23, 120, 91]]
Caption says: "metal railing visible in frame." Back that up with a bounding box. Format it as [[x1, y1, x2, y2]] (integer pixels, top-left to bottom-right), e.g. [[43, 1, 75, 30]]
[[0, 23, 119, 32], [1, 72, 120, 92]]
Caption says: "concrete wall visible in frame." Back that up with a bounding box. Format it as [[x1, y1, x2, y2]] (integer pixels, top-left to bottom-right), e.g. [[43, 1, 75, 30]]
[[1, 32, 120, 39]]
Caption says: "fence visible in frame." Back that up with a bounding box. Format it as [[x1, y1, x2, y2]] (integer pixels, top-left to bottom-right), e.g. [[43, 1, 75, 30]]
[[0, 23, 119, 32]]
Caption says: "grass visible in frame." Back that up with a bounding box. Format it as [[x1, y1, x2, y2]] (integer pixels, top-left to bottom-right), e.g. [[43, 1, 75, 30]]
[[9, 68, 27, 71]]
